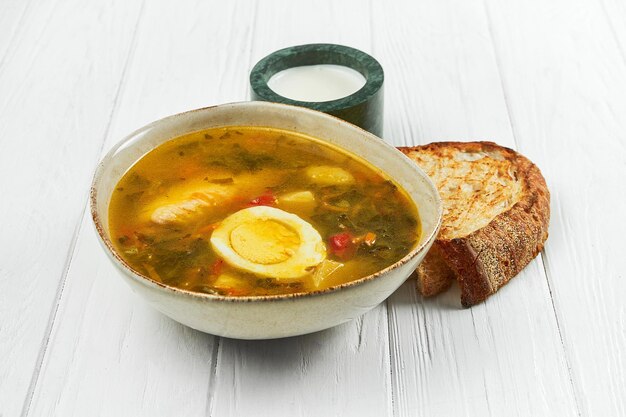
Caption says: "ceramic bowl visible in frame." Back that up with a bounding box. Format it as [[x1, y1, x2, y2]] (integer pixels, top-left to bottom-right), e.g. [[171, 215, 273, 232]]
[[90, 101, 442, 339]]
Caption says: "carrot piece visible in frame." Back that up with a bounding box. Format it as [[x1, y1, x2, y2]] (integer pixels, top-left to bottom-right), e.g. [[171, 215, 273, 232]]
[[211, 259, 224, 276], [196, 222, 220, 235], [223, 288, 247, 296], [363, 232, 377, 247]]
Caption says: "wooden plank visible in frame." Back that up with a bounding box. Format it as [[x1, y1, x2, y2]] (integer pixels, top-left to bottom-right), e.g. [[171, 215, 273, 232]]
[[27, 0, 257, 415], [0, 0, 35, 71], [0, 1, 143, 416], [599, 0, 626, 66], [483, 0, 626, 415], [27, 211, 219, 416], [209, 1, 395, 416], [213, 313, 391, 416], [372, 0, 580, 415], [249, 0, 372, 71]]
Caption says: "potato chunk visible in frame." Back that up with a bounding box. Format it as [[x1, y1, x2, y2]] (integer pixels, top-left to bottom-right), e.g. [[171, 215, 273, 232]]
[[311, 259, 344, 287], [305, 166, 355, 186], [277, 191, 317, 214]]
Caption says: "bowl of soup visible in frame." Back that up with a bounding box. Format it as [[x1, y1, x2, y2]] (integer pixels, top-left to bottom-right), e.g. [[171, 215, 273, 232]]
[[91, 101, 442, 339]]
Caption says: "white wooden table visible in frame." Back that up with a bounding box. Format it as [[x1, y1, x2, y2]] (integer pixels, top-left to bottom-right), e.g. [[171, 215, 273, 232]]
[[2, 0, 625, 416]]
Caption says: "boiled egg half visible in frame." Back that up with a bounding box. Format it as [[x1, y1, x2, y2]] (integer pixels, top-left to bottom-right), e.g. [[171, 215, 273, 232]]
[[210, 206, 326, 279]]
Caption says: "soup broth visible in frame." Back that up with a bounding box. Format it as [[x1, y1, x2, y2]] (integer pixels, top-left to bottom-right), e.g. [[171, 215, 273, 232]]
[[109, 127, 420, 296]]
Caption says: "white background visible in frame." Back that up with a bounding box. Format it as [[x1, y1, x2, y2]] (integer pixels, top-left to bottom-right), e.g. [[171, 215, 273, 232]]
[[1, 0, 625, 416]]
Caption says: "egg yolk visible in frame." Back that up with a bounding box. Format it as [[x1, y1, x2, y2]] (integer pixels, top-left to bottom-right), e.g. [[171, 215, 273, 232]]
[[230, 219, 300, 265], [210, 206, 326, 279]]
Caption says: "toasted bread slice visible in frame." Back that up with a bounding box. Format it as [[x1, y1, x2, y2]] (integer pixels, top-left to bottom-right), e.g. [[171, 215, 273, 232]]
[[399, 142, 550, 307], [414, 244, 455, 296]]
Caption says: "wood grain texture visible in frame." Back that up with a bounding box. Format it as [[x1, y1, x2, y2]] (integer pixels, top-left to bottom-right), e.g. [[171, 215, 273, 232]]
[[26, 0, 257, 415], [0, 1, 143, 415], [210, 1, 395, 416], [28, 212, 219, 416], [0, 0, 34, 72], [372, 0, 580, 415], [212, 313, 392, 416], [1, 0, 625, 416], [483, 0, 626, 415], [600, 0, 626, 66], [29, 1, 397, 414]]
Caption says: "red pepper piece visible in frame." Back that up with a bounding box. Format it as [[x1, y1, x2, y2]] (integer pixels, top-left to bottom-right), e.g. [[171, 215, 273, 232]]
[[328, 232, 356, 260], [211, 259, 224, 276], [249, 190, 276, 206]]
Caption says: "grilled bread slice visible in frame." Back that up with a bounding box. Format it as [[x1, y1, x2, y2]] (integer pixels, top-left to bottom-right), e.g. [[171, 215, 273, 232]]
[[399, 142, 550, 307]]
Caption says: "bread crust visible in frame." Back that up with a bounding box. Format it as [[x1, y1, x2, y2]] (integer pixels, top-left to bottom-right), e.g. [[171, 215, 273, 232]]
[[399, 142, 550, 307], [415, 245, 455, 296]]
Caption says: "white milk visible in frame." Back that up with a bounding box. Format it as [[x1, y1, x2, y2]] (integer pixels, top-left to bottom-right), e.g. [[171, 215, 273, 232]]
[[268, 64, 366, 102]]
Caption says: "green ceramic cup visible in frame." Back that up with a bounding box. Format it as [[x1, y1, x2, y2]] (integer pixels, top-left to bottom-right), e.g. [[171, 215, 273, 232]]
[[250, 44, 384, 137]]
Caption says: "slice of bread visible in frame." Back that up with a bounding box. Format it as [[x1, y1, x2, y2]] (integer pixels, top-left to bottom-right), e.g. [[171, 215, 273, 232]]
[[399, 142, 550, 307]]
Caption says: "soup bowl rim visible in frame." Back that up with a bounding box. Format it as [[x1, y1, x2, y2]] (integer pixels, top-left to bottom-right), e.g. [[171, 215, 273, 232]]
[[90, 101, 443, 304]]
